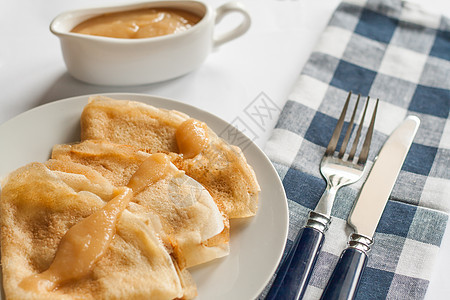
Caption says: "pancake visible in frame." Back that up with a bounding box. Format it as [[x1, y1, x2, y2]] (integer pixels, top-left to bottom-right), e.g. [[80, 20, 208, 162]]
[[50, 140, 229, 268], [0, 162, 195, 299], [51, 140, 150, 187], [80, 96, 188, 153], [80, 96, 260, 218]]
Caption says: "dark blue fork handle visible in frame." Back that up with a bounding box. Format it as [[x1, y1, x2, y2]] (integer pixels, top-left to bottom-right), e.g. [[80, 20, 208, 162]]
[[320, 248, 368, 300], [265, 227, 325, 300]]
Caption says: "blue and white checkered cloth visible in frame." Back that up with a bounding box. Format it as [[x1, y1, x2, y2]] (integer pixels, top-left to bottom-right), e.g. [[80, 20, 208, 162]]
[[262, 0, 450, 299]]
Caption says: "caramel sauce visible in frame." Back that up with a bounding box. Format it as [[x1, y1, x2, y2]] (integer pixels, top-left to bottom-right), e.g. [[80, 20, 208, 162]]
[[20, 187, 133, 292], [176, 119, 209, 159], [20, 154, 175, 293], [71, 8, 201, 39], [127, 153, 175, 193]]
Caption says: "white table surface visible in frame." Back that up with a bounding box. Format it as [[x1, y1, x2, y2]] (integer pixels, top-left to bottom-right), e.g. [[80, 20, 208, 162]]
[[1, 0, 449, 299]]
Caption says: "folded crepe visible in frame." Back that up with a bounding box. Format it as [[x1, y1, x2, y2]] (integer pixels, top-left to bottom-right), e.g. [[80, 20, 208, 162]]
[[0, 162, 196, 300], [50, 140, 229, 268], [80, 96, 260, 219]]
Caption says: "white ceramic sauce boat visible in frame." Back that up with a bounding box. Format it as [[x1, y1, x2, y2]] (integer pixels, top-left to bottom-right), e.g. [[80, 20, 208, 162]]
[[50, 1, 251, 86]]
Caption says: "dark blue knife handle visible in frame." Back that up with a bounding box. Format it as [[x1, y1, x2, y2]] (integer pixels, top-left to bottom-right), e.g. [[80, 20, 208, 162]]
[[320, 247, 368, 300], [265, 226, 325, 300]]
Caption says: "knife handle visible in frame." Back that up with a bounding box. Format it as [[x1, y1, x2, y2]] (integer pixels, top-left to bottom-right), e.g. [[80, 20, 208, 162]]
[[265, 226, 325, 300], [320, 247, 367, 300], [320, 233, 373, 300]]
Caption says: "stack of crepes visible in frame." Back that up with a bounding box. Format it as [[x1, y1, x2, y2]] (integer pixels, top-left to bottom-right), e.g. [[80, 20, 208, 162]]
[[0, 96, 260, 299]]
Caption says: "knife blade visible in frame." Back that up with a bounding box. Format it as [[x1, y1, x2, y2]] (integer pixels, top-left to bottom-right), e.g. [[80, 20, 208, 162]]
[[320, 115, 420, 300]]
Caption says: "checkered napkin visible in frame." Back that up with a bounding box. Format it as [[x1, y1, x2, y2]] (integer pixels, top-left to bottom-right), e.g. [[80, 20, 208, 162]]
[[261, 0, 450, 299]]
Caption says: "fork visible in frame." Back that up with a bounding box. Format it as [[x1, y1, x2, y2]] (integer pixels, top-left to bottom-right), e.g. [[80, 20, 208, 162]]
[[265, 91, 378, 300]]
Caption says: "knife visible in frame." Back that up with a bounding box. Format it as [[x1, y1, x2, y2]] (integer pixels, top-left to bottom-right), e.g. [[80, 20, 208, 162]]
[[320, 116, 420, 300]]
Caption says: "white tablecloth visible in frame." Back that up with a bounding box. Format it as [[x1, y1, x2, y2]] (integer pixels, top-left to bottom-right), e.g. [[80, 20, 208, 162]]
[[1, 0, 449, 298]]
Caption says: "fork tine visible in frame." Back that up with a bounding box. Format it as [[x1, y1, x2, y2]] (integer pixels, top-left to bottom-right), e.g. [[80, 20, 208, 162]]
[[357, 98, 379, 164], [348, 96, 370, 161], [325, 91, 352, 156], [338, 94, 360, 158]]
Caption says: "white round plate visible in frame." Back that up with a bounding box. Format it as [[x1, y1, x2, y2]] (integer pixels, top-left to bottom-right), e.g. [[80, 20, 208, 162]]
[[0, 93, 288, 300]]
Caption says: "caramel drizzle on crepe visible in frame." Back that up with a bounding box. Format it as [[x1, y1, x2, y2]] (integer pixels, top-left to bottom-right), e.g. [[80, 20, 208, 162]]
[[20, 154, 175, 293]]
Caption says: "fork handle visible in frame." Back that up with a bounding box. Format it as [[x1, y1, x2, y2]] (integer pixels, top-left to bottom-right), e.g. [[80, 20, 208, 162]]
[[265, 226, 325, 300]]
